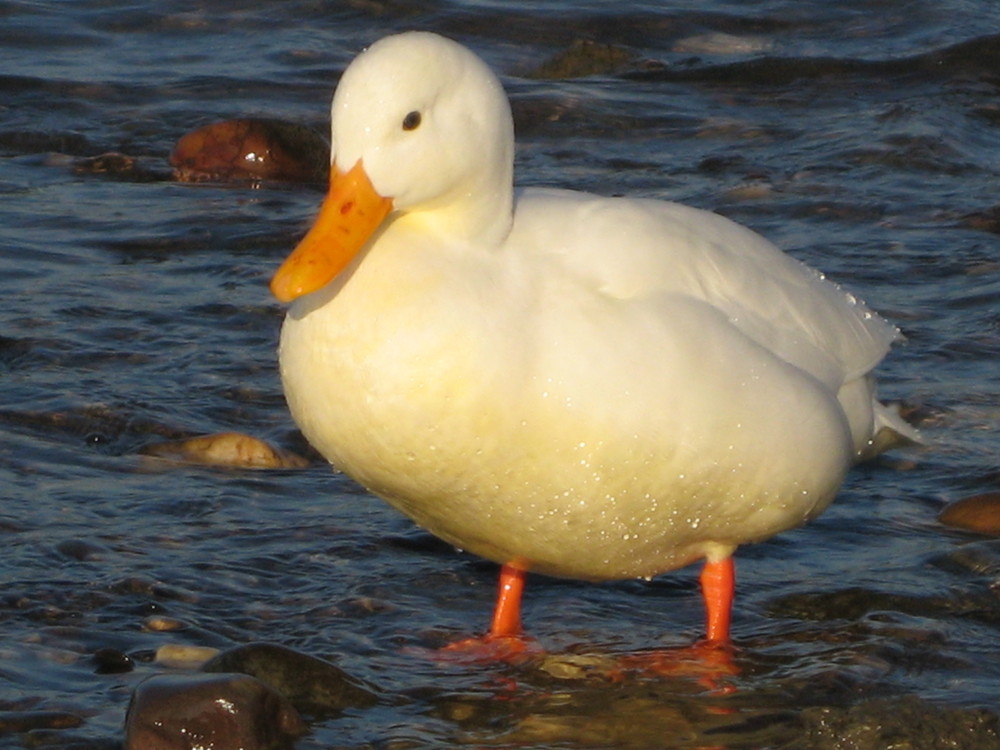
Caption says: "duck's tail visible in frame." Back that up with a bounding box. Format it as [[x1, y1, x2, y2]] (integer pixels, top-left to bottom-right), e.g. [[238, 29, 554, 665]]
[[859, 401, 924, 461]]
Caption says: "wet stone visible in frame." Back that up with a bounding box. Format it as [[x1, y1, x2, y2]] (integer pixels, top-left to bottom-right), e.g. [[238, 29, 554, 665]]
[[960, 205, 1000, 234], [139, 432, 310, 470], [92, 647, 133, 674], [503, 695, 699, 748], [170, 119, 329, 183], [673, 32, 774, 56], [109, 576, 200, 603], [155, 643, 220, 669], [538, 651, 618, 680], [939, 493, 1000, 536], [0, 710, 84, 733], [201, 642, 379, 718], [124, 672, 306, 750], [930, 539, 1000, 576], [54, 538, 109, 562], [142, 614, 188, 632]]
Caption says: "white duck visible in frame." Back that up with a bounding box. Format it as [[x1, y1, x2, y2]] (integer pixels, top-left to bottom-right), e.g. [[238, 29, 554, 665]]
[[270, 31, 915, 647]]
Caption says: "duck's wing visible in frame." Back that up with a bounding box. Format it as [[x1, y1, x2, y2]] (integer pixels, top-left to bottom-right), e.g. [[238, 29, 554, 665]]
[[513, 188, 899, 392]]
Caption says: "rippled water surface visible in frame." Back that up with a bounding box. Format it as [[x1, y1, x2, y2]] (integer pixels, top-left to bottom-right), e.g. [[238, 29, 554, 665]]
[[2, 1, 1000, 748]]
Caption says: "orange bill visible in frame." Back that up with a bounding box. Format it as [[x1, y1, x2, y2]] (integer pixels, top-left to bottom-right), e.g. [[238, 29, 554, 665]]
[[270, 159, 393, 303]]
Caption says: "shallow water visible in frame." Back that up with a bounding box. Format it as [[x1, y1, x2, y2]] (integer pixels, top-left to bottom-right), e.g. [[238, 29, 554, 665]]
[[2, 1, 1000, 748]]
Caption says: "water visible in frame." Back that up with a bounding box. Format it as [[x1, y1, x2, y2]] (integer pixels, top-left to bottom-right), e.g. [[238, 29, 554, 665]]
[[2, 1, 1000, 747]]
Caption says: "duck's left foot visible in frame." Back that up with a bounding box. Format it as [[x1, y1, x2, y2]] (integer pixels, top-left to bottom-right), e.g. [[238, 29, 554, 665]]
[[428, 562, 539, 664]]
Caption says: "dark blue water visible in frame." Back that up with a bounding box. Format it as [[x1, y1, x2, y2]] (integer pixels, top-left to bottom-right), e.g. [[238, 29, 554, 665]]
[[2, 1, 1000, 747]]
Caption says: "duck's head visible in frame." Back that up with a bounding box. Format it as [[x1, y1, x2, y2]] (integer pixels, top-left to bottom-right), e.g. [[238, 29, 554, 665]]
[[270, 32, 515, 303]]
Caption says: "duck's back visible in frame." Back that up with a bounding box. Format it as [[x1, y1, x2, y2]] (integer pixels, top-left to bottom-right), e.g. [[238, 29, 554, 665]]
[[512, 188, 898, 392]]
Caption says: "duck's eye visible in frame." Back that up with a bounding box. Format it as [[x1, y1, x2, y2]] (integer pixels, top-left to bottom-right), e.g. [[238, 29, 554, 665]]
[[402, 111, 422, 131]]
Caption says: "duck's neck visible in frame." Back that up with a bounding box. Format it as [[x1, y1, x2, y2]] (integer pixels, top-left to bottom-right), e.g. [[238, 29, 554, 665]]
[[404, 159, 515, 249]]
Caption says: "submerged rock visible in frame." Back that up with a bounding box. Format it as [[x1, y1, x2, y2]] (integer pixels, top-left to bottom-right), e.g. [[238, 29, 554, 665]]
[[930, 538, 1000, 576], [526, 40, 637, 79], [55, 537, 111, 561], [960, 205, 1000, 234], [171, 119, 328, 183], [0, 710, 83, 733], [673, 32, 774, 56], [202, 642, 379, 718], [71, 152, 166, 181], [939, 493, 1000, 536], [505, 695, 698, 747], [801, 695, 999, 750], [139, 431, 309, 469], [124, 672, 305, 750]]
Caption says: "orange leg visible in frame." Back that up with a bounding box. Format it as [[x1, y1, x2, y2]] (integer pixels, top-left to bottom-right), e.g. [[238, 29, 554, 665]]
[[435, 562, 535, 663], [489, 563, 526, 638], [700, 557, 735, 644], [613, 558, 738, 686]]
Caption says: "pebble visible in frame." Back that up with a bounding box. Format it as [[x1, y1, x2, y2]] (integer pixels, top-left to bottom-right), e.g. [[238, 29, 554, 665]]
[[539, 652, 618, 680], [673, 32, 774, 55], [155, 644, 220, 669], [143, 615, 188, 632]]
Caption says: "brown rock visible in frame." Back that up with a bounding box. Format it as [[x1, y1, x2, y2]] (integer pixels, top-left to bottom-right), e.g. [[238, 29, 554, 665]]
[[939, 493, 1000, 536], [170, 119, 328, 183], [139, 432, 309, 469], [124, 672, 305, 750]]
